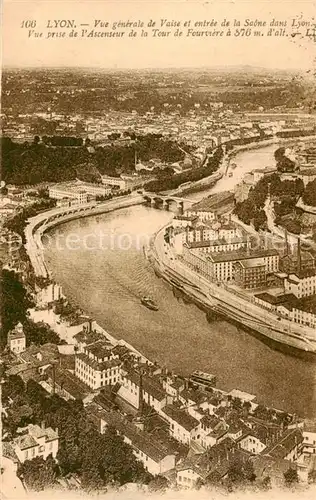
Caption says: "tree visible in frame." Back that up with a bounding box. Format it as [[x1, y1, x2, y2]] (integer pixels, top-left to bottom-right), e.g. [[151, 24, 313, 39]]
[[98, 425, 151, 485], [24, 319, 63, 346], [2, 374, 25, 402], [227, 457, 256, 484], [148, 475, 169, 492], [195, 477, 205, 490], [227, 458, 244, 483], [261, 476, 271, 490], [308, 469, 316, 484], [284, 467, 299, 487], [17, 455, 58, 491], [243, 459, 256, 482], [303, 179, 316, 207], [1, 270, 34, 347]]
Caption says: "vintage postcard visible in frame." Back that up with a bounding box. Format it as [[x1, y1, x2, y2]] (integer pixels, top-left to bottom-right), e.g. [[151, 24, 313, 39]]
[[1, 0, 316, 498]]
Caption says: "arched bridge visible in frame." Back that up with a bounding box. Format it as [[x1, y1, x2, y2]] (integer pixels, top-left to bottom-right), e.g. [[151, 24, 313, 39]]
[[142, 192, 195, 213]]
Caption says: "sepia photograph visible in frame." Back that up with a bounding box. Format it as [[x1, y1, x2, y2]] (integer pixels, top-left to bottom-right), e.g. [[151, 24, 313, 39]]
[[1, 0, 316, 498]]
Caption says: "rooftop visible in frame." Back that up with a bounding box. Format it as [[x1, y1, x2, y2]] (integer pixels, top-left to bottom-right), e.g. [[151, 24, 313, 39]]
[[236, 257, 266, 269], [254, 292, 297, 306], [28, 424, 58, 442], [125, 371, 166, 402], [163, 404, 199, 432], [77, 352, 121, 372], [73, 329, 106, 346], [190, 192, 235, 212], [87, 403, 177, 463], [85, 341, 113, 361], [208, 248, 279, 263], [264, 429, 303, 460]]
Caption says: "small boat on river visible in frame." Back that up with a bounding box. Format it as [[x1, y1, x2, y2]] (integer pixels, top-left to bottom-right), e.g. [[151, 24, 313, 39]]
[[141, 296, 159, 311]]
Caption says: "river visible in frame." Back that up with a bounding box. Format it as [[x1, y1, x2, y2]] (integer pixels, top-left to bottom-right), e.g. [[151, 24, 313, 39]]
[[44, 143, 316, 417]]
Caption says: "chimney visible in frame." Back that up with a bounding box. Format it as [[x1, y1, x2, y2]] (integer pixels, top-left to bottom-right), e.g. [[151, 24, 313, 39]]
[[284, 229, 289, 257], [296, 237, 301, 275], [52, 363, 56, 395], [138, 370, 143, 415], [41, 420, 45, 430]]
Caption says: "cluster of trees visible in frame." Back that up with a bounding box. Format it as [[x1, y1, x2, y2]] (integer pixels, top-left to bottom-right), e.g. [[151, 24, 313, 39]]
[[253, 404, 292, 427], [227, 457, 257, 486], [276, 128, 316, 139], [234, 173, 305, 232], [2, 137, 97, 185], [145, 146, 223, 192], [270, 174, 304, 198], [274, 147, 296, 172], [95, 189, 131, 202], [3, 68, 311, 118], [302, 178, 316, 207], [268, 174, 305, 234], [0, 269, 34, 348], [3, 378, 152, 491], [1, 269, 62, 349], [2, 135, 186, 185], [23, 319, 64, 347], [4, 198, 56, 242], [40, 136, 84, 147], [234, 182, 268, 231]]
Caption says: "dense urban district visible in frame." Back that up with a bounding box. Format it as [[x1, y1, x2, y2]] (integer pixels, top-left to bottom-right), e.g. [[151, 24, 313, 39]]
[[1, 67, 316, 495]]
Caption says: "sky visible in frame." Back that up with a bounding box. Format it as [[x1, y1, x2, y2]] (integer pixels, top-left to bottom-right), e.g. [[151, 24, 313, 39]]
[[2, 0, 316, 70]]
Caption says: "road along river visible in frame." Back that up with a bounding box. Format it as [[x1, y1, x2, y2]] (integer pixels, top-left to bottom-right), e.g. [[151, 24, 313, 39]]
[[43, 143, 316, 417]]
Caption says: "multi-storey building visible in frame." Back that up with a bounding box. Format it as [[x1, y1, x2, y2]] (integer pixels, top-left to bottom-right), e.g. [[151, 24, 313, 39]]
[[186, 238, 249, 254], [284, 271, 316, 298], [75, 181, 112, 197], [181, 248, 279, 283], [87, 403, 177, 476], [48, 183, 88, 204], [7, 322, 26, 354], [49, 181, 111, 203], [12, 423, 59, 463], [117, 370, 171, 415], [280, 251, 315, 275], [75, 341, 121, 390], [233, 258, 267, 289], [161, 404, 200, 446]]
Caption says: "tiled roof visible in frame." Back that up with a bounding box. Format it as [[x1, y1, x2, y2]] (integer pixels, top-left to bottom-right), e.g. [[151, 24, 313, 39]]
[[200, 414, 220, 429], [264, 429, 303, 460], [28, 424, 59, 442], [255, 292, 297, 306], [47, 366, 90, 400], [77, 353, 121, 372], [14, 434, 38, 451], [73, 330, 105, 345], [85, 341, 113, 360], [126, 371, 166, 402], [163, 405, 199, 432], [208, 248, 279, 263], [86, 403, 176, 463]]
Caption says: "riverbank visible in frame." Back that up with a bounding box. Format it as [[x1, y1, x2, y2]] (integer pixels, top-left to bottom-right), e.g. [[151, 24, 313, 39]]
[[164, 137, 278, 198], [24, 194, 144, 278], [148, 224, 316, 357], [22, 138, 316, 416]]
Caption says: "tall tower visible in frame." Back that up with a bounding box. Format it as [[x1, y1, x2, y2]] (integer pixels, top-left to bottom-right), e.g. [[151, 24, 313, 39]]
[[134, 149, 137, 169], [296, 237, 301, 275], [138, 370, 143, 416], [284, 229, 289, 257]]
